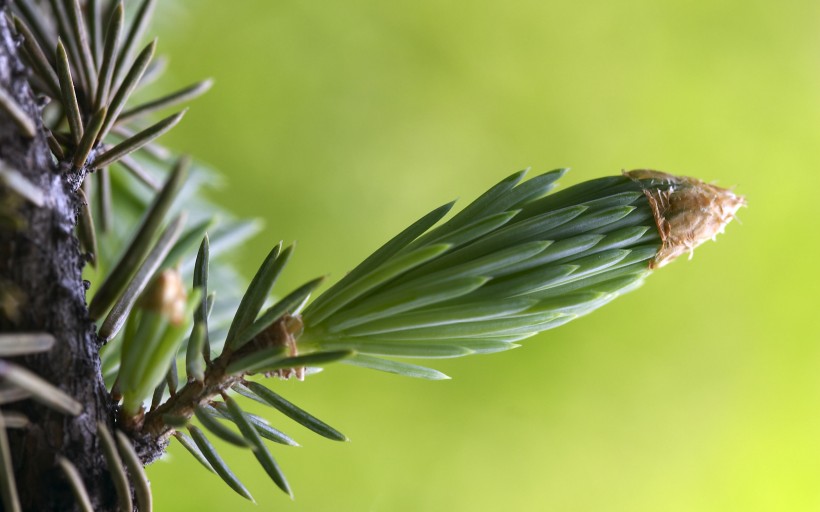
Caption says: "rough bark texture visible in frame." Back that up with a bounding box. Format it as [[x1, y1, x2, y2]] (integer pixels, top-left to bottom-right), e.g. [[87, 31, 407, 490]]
[[0, 6, 122, 511]]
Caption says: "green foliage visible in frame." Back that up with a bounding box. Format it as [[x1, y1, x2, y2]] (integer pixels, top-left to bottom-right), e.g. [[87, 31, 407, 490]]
[[300, 170, 660, 378]]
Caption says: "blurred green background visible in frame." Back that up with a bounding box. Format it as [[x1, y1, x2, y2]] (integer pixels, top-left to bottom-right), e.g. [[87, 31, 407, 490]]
[[144, 0, 820, 510]]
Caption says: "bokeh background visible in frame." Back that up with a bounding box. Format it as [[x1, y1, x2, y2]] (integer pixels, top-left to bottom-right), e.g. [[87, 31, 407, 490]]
[[143, 0, 820, 510]]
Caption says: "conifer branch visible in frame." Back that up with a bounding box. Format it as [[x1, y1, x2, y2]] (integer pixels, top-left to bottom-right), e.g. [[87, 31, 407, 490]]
[[0, 0, 745, 508]]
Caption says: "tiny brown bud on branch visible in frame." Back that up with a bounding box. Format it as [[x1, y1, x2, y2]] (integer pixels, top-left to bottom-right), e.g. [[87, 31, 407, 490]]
[[137, 268, 187, 325]]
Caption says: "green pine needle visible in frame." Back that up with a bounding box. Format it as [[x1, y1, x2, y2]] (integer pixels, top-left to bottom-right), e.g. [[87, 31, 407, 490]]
[[172, 431, 215, 474], [12, 16, 61, 99], [92, 109, 187, 169], [94, 2, 124, 110], [98, 39, 157, 141], [73, 107, 106, 169], [65, 0, 97, 98], [116, 155, 161, 190], [111, 0, 157, 88], [187, 425, 254, 502], [118, 79, 213, 123], [77, 187, 99, 267], [55, 39, 83, 145], [341, 354, 451, 380], [242, 382, 348, 442]]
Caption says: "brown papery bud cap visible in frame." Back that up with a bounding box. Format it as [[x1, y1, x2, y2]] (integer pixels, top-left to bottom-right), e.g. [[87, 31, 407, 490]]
[[625, 170, 746, 269]]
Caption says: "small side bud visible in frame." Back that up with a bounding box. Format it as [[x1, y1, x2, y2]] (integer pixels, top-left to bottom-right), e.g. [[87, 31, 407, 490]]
[[626, 170, 745, 268], [137, 268, 187, 325]]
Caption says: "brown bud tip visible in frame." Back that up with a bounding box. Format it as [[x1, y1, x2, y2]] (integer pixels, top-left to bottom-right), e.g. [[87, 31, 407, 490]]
[[625, 170, 746, 269], [137, 268, 188, 324]]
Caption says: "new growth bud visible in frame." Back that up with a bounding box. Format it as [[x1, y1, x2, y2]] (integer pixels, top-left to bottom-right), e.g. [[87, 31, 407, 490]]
[[626, 170, 745, 268], [301, 168, 745, 378]]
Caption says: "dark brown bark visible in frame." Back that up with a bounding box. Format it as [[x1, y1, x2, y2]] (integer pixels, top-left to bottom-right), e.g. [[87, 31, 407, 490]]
[[0, 5, 122, 511]]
